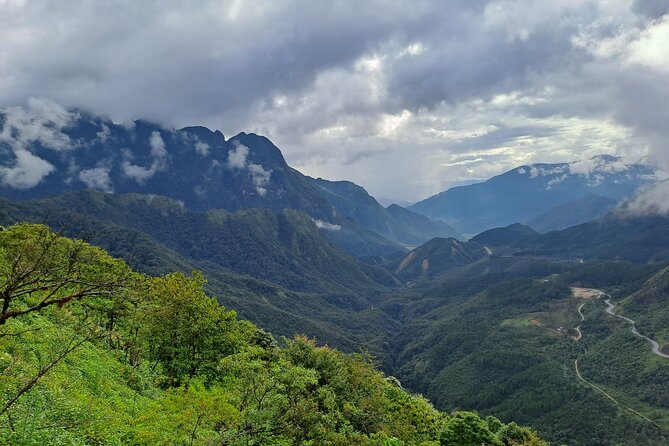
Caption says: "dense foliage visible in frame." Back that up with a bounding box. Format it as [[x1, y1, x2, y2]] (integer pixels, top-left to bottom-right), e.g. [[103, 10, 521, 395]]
[[389, 258, 669, 445], [0, 224, 546, 445]]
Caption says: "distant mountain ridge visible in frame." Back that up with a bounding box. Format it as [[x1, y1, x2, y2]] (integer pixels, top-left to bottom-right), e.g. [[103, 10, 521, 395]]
[[526, 194, 617, 233], [0, 102, 334, 219], [0, 101, 455, 256], [409, 155, 656, 234], [309, 177, 462, 246]]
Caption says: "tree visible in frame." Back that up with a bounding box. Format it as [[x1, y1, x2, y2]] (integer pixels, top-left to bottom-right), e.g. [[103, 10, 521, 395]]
[[0, 223, 133, 326], [141, 271, 249, 382], [440, 412, 504, 446], [0, 223, 134, 417]]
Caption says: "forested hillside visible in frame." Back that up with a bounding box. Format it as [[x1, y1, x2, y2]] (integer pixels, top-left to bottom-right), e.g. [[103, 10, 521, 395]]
[[4, 190, 669, 444], [0, 223, 546, 445]]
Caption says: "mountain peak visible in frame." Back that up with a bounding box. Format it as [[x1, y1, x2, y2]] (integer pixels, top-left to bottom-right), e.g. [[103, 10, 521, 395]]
[[410, 155, 656, 234]]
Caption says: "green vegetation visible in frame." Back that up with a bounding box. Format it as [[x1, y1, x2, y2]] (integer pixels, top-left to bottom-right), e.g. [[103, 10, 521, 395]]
[[388, 257, 669, 445], [4, 191, 669, 444], [0, 191, 404, 365], [0, 223, 546, 445]]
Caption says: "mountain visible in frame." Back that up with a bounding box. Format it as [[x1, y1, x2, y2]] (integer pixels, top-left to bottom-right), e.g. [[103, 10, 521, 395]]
[[309, 177, 462, 246], [0, 224, 546, 445], [0, 191, 407, 361], [0, 190, 398, 294], [470, 223, 539, 249], [393, 237, 489, 281], [387, 255, 669, 446], [6, 102, 669, 444], [526, 194, 617, 233], [516, 212, 669, 263], [375, 196, 414, 208], [0, 104, 407, 258], [0, 107, 332, 217], [409, 155, 655, 234]]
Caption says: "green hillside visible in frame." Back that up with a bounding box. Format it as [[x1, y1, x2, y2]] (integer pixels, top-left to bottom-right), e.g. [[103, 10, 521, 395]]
[[0, 223, 546, 445], [0, 193, 407, 364], [387, 257, 669, 445]]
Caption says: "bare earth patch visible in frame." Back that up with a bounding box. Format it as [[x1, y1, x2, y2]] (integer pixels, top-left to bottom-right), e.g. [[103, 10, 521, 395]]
[[571, 287, 603, 299]]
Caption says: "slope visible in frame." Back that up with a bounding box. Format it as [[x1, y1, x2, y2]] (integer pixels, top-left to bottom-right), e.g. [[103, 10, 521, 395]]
[[310, 177, 462, 246], [0, 223, 547, 445], [386, 256, 669, 445], [409, 155, 654, 234], [0, 105, 403, 258], [526, 194, 617, 233], [0, 192, 402, 359]]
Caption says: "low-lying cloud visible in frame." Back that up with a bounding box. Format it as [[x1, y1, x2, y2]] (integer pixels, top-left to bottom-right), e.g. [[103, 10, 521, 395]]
[[619, 180, 669, 216], [121, 131, 168, 184], [227, 142, 272, 196], [312, 219, 342, 231], [79, 166, 113, 192], [0, 98, 79, 188], [0, 148, 55, 189]]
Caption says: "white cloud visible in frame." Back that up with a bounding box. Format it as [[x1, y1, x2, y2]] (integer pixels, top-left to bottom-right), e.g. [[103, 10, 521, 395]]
[[0, 148, 55, 189], [312, 218, 342, 231], [227, 142, 248, 169], [626, 16, 669, 72], [79, 166, 113, 192], [121, 131, 168, 184], [96, 123, 111, 142], [227, 142, 272, 196], [0, 97, 77, 151], [569, 156, 631, 177], [248, 163, 271, 196], [620, 180, 669, 216], [0, 97, 78, 188], [195, 141, 209, 156], [149, 130, 166, 158]]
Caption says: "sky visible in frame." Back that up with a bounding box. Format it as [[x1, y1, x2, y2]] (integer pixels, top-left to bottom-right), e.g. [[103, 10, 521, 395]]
[[0, 0, 668, 202]]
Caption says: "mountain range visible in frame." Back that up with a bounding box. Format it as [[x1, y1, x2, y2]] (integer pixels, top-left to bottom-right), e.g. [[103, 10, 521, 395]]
[[0, 107, 460, 256], [409, 155, 657, 235], [3, 103, 669, 445]]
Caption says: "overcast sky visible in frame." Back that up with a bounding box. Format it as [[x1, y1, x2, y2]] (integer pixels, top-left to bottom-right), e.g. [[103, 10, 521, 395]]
[[1, 0, 668, 201]]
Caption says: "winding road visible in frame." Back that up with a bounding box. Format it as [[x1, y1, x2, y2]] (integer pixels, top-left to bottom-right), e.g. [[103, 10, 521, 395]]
[[572, 303, 585, 341], [571, 290, 667, 429], [603, 298, 669, 359]]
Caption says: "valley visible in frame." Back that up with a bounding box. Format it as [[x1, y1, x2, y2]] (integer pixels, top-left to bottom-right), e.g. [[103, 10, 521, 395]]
[[3, 2, 669, 444], [2, 107, 669, 445]]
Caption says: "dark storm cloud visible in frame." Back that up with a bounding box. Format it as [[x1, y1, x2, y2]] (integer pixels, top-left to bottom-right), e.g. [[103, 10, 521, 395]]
[[0, 1, 429, 127], [1, 0, 668, 201]]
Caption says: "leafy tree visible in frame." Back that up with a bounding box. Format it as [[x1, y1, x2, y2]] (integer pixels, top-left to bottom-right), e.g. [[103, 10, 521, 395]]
[[0, 223, 132, 326], [142, 271, 250, 382], [0, 224, 133, 417], [440, 412, 503, 446]]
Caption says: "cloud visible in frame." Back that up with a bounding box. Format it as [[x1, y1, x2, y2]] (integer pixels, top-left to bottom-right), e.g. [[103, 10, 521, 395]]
[[574, 156, 632, 176], [247, 163, 271, 197], [96, 124, 111, 142], [0, 148, 55, 189], [195, 141, 209, 156], [632, 0, 669, 19], [0, 2, 667, 201], [0, 98, 77, 151], [78, 166, 113, 192], [619, 180, 669, 216], [227, 142, 272, 196], [312, 219, 342, 231], [227, 143, 249, 169], [121, 131, 168, 183], [0, 97, 78, 188]]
